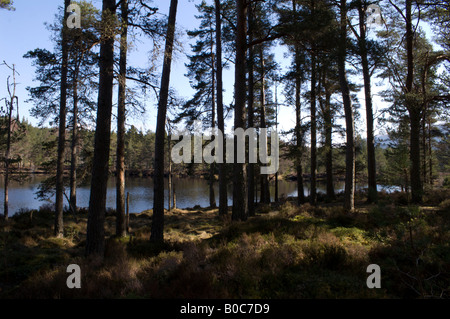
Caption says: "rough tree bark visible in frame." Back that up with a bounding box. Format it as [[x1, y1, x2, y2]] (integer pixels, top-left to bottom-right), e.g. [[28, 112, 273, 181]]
[[310, 53, 317, 206], [215, 0, 228, 216], [259, 46, 270, 205], [247, 1, 255, 216], [405, 0, 423, 203], [54, 0, 71, 237], [409, 107, 423, 203], [85, 0, 116, 256], [323, 79, 335, 201], [358, 0, 377, 203], [274, 78, 279, 203], [116, 0, 128, 238], [294, 41, 305, 204], [232, 0, 248, 221], [338, 0, 355, 211], [69, 58, 79, 214], [150, 0, 178, 242], [209, 32, 216, 209], [168, 129, 172, 211]]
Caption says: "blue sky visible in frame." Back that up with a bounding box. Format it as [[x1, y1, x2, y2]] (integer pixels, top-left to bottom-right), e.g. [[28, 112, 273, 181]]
[[0, 1, 60, 126], [2, 0, 419, 144], [0, 0, 200, 132], [0, 0, 298, 136]]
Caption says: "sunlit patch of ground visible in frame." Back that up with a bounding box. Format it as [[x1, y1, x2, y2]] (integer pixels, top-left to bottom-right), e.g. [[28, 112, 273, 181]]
[[1, 189, 449, 299]]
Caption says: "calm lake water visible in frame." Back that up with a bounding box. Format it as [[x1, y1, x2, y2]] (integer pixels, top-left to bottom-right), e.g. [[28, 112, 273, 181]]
[[0, 175, 395, 216]]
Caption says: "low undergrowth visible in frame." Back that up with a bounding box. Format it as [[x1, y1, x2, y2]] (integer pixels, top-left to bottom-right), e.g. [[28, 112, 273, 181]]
[[1, 190, 449, 299]]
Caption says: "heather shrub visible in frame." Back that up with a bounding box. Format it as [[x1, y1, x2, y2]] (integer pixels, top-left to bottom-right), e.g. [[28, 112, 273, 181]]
[[423, 189, 450, 206], [439, 199, 450, 213], [3, 197, 448, 299]]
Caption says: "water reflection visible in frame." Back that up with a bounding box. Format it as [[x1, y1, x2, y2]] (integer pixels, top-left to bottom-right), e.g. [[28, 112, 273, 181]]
[[0, 175, 395, 216]]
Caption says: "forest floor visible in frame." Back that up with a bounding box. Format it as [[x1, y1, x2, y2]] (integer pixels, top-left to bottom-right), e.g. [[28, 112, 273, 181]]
[[0, 189, 449, 299]]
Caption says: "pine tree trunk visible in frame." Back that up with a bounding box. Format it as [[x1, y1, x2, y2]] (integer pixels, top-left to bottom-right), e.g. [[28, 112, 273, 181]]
[[55, 0, 71, 237], [209, 38, 216, 209], [428, 118, 433, 186], [116, 0, 128, 238], [232, 0, 248, 221], [247, 1, 255, 216], [294, 44, 305, 205], [150, 0, 178, 242], [3, 63, 19, 221], [358, 0, 377, 203], [405, 0, 423, 203], [3, 110, 10, 221], [422, 111, 427, 185], [259, 46, 270, 205], [70, 61, 79, 213], [173, 183, 177, 209], [126, 192, 130, 233], [410, 109, 423, 203], [168, 134, 172, 211], [310, 53, 317, 205], [215, 0, 228, 216], [209, 166, 216, 208], [85, 0, 116, 256], [338, 0, 355, 211], [3, 69, 15, 221], [274, 80, 279, 203], [324, 86, 335, 201]]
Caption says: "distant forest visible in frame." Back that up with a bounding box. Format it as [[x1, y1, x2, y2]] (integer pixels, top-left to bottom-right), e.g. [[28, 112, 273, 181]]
[[1, 117, 449, 190]]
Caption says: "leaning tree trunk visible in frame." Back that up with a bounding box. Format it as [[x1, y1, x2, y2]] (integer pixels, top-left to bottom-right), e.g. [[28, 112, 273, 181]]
[[150, 0, 178, 242], [55, 0, 71, 237], [215, 0, 228, 216], [232, 0, 248, 221], [338, 0, 355, 211], [116, 0, 128, 238], [85, 0, 116, 256]]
